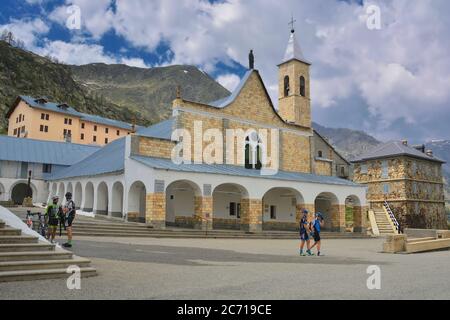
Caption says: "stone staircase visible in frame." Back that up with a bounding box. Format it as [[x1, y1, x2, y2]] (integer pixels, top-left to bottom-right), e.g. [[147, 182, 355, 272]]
[[373, 209, 397, 235], [45, 215, 371, 239], [0, 219, 96, 282]]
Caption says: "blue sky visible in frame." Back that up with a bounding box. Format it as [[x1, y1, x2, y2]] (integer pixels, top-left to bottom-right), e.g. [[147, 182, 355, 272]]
[[1, 0, 449, 143]]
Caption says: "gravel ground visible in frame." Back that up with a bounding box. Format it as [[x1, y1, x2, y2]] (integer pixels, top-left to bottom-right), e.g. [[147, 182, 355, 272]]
[[1, 236, 449, 300]]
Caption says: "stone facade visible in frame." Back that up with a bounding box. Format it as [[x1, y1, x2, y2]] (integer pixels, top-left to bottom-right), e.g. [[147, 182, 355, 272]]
[[353, 156, 446, 229]]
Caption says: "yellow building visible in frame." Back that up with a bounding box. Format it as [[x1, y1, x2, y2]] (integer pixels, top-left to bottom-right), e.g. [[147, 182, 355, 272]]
[[6, 96, 134, 146]]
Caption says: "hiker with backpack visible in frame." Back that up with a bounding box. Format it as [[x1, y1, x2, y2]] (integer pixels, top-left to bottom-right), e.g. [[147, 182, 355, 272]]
[[310, 212, 324, 256], [299, 210, 313, 256], [62, 192, 76, 248], [45, 196, 61, 243]]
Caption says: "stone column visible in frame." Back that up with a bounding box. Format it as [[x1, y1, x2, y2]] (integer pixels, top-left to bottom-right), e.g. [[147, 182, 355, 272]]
[[146, 192, 166, 229], [331, 204, 346, 232], [194, 196, 213, 230], [241, 198, 262, 233], [353, 205, 368, 233]]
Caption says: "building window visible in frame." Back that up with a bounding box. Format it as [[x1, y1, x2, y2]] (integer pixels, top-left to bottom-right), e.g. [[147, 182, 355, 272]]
[[318, 150, 323, 158], [23, 115, 25, 121], [21, 126, 25, 133], [270, 205, 277, 219], [68, 129, 72, 135], [340, 166, 345, 177], [19, 114, 22, 122], [40, 125, 44, 132], [93, 136, 97, 142], [245, 134, 262, 170], [64, 118, 68, 124], [16, 117, 18, 123], [44, 125, 48, 133], [283, 75, 290, 97], [229, 202, 236, 216], [42, 164, 52, 173], [360, 164, 368, 174], [81, 133, 84, 140], [381, 160, 389, 179], [45, 114, 49, 120], [94, 125, 97, 131], [105, 138, 108, 144], [81, 123, 85, 129], [383, 183, 390, 195], [105, 128, 109, 134], [13, 128, 17, 135], [117, 130, 120, 136], [63, 129, 67, 136], [300, 76, 306, 97], [41, 113, 45, 120]]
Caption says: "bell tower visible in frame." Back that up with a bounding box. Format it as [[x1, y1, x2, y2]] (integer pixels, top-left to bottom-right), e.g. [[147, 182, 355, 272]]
[[278, 20, 311, 129]]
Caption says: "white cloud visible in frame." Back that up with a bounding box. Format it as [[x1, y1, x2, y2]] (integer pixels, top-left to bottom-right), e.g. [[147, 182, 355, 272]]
[[0, 18, 49, 47], [6, 0, 450, 140], [216, 73, 240, 92]]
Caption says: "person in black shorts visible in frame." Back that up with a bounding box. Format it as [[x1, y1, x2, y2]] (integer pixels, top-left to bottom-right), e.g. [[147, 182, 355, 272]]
[[310, 213, 324, 256], [299, 210, 313, 256], [45, 196, 61, 243], [62, 192, 76, 248]]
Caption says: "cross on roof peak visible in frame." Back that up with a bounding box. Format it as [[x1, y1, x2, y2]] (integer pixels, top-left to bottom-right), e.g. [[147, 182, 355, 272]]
[[289, 15, 296, 33]]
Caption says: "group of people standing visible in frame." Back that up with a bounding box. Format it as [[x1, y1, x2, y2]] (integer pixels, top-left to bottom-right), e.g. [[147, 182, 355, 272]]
[[44, 192, 76, 248], [299, 210, 324, 256]]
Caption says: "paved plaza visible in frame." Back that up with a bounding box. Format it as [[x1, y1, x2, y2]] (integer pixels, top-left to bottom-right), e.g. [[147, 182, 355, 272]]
[[1, 236, 449, 300]]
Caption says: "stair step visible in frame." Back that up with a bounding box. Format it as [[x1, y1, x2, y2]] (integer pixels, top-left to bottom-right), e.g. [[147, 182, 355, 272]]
[[0, 267, 97, 282], [0, 243, 55, 252], [0, 250, 72, 262], [0, 236, 39, 244], [0, 228, 21, 236], [0, 222, 5, 228], [0, 256, 91, 272]]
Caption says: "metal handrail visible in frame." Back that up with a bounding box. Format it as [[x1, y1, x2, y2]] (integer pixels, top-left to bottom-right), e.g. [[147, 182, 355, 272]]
[[383, 201, 402, 234]]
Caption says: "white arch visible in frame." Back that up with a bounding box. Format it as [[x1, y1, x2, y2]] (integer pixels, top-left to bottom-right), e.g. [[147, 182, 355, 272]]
[[314, 192, 339, 231], [165, 180, 202, 226], [83, 182, 94, 212], [96, 182, 109, 215], [74, 182, 83, 209], [111, 181, 124, 217], [0, 183, 5, 201], [212, 183, 249, 230], [9, 181, 37, 205], [262, 187, 305, 229], [127, 181, 146, 223]]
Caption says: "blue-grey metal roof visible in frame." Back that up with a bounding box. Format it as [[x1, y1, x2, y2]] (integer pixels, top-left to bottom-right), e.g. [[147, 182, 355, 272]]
[[131, 155, 361, 187], [208, 70, 253, 108], [351, 141, 445, 164], [19, 96, 133, 130], [137, 118, 174, 140], [48, 137, 126, 180], [0, 135, 100, 166]]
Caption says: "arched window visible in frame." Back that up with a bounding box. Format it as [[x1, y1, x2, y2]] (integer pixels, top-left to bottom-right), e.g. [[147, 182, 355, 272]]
[[283, 76, 290, 97], [318, 150, 323, 158], [300, 76, 306, 97], [245, 134, 262, 170]]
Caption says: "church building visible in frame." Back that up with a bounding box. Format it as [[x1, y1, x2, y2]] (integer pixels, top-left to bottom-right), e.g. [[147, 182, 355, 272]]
[[38, 28, 367, 233]]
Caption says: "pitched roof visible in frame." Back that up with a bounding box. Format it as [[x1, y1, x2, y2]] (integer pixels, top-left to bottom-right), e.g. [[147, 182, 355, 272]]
[[208, 70, 253, 108], [136, 118, 174, 140], [8, 96, 134, 131], [279, 31, 311, 66], [0, 135, 100, 166], [351, 141, 445, 164], [131, 155, 360, 187], [48, 137, 126, 180]]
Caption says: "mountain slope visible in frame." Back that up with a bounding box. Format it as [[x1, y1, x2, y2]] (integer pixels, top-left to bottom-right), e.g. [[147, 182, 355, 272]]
[[69, 63, 230, 124], [313, 122, 381, 160], [0, 40, 139, 133]]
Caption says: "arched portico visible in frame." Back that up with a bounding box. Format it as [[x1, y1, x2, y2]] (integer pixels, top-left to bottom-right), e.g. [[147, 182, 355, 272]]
[[314, 192, 343, 232], [166, 180, 202, 228], [0, 183, 6, 201], [127, 181, 146, 223], [83, 182, 94, 212], [212, 183, 249, 230], [57, 182, 65, 205], [111, 181, 124, 217], [74, 182, 82, 209], [10, 181, 35, 205], [262, 187, 304, 231], [345, 195, 365, 233], [96, 182, 108, 215]]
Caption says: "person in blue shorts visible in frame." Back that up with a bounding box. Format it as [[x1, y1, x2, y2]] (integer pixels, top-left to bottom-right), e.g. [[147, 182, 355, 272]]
[[299, 210, 313, 256], [310, 212, 324, 256]]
